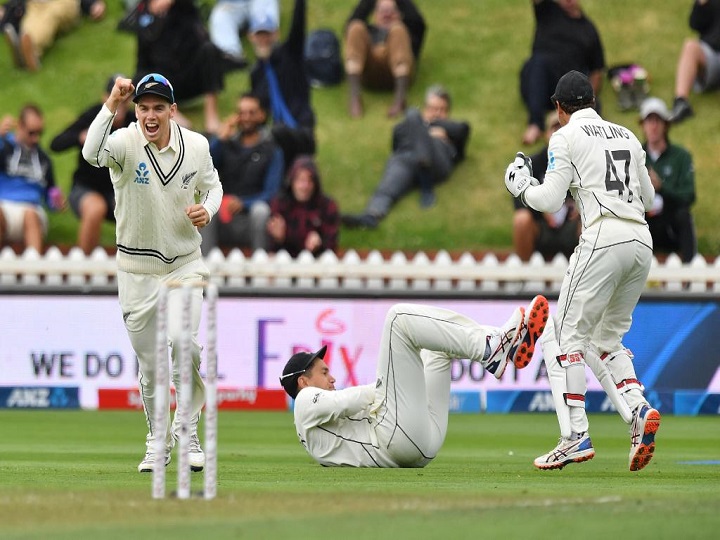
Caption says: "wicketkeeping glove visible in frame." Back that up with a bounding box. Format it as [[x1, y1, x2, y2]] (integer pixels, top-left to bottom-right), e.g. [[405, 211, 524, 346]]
[[504, 152, 537, 198]]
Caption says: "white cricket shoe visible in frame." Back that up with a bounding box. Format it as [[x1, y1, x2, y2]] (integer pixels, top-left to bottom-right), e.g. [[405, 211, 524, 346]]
[[629, 404, 661, 471], [138, 451, 171, 473], [189, 432, 205, 472], [483, 295, 549, 379], [483, 307, 524, 379], [534, 432, 595, 470]]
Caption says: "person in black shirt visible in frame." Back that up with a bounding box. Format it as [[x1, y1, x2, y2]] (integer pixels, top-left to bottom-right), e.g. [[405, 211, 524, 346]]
[[519, 0, 605, 145], [50, 75, 135, 254], [247, 0, 315, 170]]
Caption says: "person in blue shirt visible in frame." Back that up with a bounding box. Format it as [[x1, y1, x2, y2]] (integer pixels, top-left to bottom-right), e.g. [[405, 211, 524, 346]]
[[0, 104, 62, 252]]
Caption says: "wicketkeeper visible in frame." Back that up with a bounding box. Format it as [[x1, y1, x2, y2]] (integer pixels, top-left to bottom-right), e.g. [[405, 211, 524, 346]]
[[504, 70, 661, 471]]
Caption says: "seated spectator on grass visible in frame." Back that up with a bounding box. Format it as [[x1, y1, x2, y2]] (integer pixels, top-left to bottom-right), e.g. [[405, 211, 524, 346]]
[[133, 0, 224, 134], [2, 0, 106, 71], [0, 104, 64, 252], [344, 0, 426, 118], [669, 0, 720, 123], [519, 0, 605, 145], [248, 0, 316, 169], [267, 155, 339, 257], [341, 85, 470, 229], [512, 112, 580, 261], [200, 92, 284, 255], [50, 75, 135, 255], [208, 0, 279, 73], [639, 97, 697, 262]]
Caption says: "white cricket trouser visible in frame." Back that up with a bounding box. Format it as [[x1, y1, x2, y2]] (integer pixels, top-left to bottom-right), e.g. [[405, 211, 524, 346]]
[[554, 218, 652, 432], [118, 258, 209, 451], [371, 303, 497, 467]]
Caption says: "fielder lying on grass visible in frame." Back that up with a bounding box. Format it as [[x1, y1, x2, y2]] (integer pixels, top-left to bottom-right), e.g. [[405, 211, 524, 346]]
[[279, 297, 549, 467]]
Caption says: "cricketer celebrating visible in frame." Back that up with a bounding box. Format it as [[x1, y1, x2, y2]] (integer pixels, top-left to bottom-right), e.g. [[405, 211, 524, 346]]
[[505, 70, 661, 471], [82, 73, 223, 473], [280, 297, 548, 467]]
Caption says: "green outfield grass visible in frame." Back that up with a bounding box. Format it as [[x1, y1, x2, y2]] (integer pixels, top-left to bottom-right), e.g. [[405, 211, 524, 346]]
[[1, 411, 718, 539]]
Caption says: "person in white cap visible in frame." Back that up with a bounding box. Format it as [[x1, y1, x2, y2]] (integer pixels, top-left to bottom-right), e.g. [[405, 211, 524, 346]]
[[638, 97, 697, 263], [82, 73, 223, 473], [280, 297, 549, 468], [505, 70, 661, 472]]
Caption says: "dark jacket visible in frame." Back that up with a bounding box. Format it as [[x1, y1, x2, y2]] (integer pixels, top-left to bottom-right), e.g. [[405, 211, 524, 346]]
[[250, 0, 315, 131], [210, 132, 284, 207], [269, 158, 339, 257], [392, 108, 470, 181], [51, 103, 135, 198]]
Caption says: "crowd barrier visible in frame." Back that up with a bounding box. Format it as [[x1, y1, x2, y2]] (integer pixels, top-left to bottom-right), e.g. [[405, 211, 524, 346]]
[[1, 246, 719, 294]]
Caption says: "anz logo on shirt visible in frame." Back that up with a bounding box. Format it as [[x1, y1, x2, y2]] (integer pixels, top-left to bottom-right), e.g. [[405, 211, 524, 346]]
[[134, 162, 150, 185]]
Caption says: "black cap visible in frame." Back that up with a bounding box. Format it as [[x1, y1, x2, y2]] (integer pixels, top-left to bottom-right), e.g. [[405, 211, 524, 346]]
[[551, 70, 594, 106], [133, 73, 175, 104], [279, 345, 327, 398]]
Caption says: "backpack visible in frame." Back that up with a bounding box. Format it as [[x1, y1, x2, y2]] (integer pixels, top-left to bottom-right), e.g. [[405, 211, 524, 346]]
[[304, 29, 343, 88]]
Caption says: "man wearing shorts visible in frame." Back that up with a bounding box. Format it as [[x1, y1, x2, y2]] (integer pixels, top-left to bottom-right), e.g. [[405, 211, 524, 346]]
[[280, 297, 548, 468], [0, 104, 61, 252], [670, 0, 720, 122]]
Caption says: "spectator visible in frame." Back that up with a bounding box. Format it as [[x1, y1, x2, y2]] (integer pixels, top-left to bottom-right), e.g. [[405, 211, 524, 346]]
[[639, 97, 697, 262], [341, 84, 470, 229], [344, 0, 426, 118], [50, 75, 135, 255], [267, 155, 339, 257], [520, 0, 605, 145], [134, 0, 224, 134], [248, 0, 316, 169], [0, 104, 63, 252], [3, 0, 106, 71], [208, 0, 279, 72], [512, 111, 580, 261], [200, 92, 284, 254], [670, 0, 720, 123]]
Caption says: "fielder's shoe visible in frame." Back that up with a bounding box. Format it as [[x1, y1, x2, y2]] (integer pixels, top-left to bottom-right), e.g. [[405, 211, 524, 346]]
[[189, 432, 205, 472], [534, 432, 595, 470], [138, 451, 171, 473], [509, 295, 549, 369], [629, 404, 661, 471], [483, 307, 524, 379]]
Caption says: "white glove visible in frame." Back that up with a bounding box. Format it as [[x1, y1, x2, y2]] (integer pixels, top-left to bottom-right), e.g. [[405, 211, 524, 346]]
[[504, 152, 537, 198]]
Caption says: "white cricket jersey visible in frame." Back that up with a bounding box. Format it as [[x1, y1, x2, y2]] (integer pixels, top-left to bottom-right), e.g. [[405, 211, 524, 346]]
[[293, 384, 397, 467], [524, 108, 654, 229], [82, 105, 223, 274]]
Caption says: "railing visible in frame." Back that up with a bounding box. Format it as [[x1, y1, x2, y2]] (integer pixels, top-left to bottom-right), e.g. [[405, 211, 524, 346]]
[[1, 246, 718, 296]]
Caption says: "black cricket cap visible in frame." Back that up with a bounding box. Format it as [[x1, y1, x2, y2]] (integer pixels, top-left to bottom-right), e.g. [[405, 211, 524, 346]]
[[133, 73, 175, 104], [279, 345, 327, 398], [551, 70, 594, 106]]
